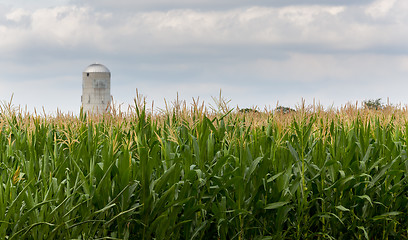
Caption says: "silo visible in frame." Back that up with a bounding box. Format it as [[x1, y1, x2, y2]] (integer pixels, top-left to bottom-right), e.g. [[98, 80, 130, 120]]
[[82, 63, 111, 113]]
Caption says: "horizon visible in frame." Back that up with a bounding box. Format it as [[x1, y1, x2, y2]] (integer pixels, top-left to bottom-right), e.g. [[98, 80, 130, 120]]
[[2, 93, 406, 116]]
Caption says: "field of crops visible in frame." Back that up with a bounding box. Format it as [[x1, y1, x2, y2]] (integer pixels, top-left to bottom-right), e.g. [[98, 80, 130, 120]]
[[1, 100, 408, 239]]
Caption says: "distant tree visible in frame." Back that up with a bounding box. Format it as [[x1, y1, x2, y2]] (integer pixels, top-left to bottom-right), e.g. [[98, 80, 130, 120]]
[[239, 108, 259, 113], [363, 98, 383, 110], [275, 106, 295, 114]]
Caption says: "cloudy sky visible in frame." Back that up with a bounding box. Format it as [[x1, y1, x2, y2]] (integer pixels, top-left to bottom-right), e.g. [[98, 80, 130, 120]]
[[1, 0, 408, 113]]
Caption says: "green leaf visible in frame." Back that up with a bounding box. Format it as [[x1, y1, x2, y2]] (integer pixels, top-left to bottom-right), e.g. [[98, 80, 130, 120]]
[[357, 226, 369, 240], [287, 142, 300, 162], [267, 171, 284, 183], [335, 205, 350, 212], [357, 195, 373, 207], [265, 201, 289, 210], [245, 156, 262, 181], [372, 211, 402, 221]]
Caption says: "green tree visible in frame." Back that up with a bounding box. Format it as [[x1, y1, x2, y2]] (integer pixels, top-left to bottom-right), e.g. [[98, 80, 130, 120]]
[[363, 98, 383, 110]]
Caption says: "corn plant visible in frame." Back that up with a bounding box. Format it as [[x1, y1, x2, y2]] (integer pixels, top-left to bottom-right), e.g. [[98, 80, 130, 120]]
[[0, 101, 407, 239]]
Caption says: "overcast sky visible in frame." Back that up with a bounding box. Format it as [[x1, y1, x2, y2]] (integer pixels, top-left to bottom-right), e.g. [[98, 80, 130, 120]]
[[1, 0, 408, 113]]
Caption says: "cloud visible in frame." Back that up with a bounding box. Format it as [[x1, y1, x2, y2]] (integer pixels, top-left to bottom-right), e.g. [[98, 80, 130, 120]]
[[70, 0, 376, 11], [5, 8, 30, 22], [1, 0, 70, 10], [365, 0, 397, 18], [2, 0, 408, 112], [2, 3, 408, 58]]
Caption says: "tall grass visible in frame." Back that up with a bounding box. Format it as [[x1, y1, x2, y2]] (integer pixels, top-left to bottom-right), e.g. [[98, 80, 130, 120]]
[[0, 99, 408, 239]]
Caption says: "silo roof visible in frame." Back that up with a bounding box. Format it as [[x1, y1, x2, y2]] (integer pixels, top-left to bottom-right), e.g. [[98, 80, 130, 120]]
[[84, 63, 110, 73]]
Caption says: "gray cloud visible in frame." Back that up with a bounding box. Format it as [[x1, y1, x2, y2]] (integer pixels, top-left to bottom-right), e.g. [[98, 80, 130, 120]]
[[1, 0, 408, 113], [3, 3, 407, 59], [70, 0, 376, 11]]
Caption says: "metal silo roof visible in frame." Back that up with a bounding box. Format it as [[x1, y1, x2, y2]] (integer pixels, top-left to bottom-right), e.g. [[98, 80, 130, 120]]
[[84, 63, 110, 73]]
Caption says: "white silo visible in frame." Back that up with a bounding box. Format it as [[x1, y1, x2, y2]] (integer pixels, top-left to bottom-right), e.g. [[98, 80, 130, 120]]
[[82, 63, 111, 113]]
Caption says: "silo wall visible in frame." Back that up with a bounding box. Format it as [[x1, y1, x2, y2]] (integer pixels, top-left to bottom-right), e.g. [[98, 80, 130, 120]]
[[82, 72, 111, 113]]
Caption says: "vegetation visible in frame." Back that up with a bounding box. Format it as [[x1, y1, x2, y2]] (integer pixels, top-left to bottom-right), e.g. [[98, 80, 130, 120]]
[[238, 108, 259, 113], [363, 98, 384, 110], [0, 99, 408, 239], [275, 106, 296, 114]]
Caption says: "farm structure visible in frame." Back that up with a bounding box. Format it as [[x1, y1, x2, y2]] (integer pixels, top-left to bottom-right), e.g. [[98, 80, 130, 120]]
[[81, 63, 111, 113]]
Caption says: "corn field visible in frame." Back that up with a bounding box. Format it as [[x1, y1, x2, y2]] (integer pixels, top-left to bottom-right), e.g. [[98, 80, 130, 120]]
[[0, 100, 408, 239]]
